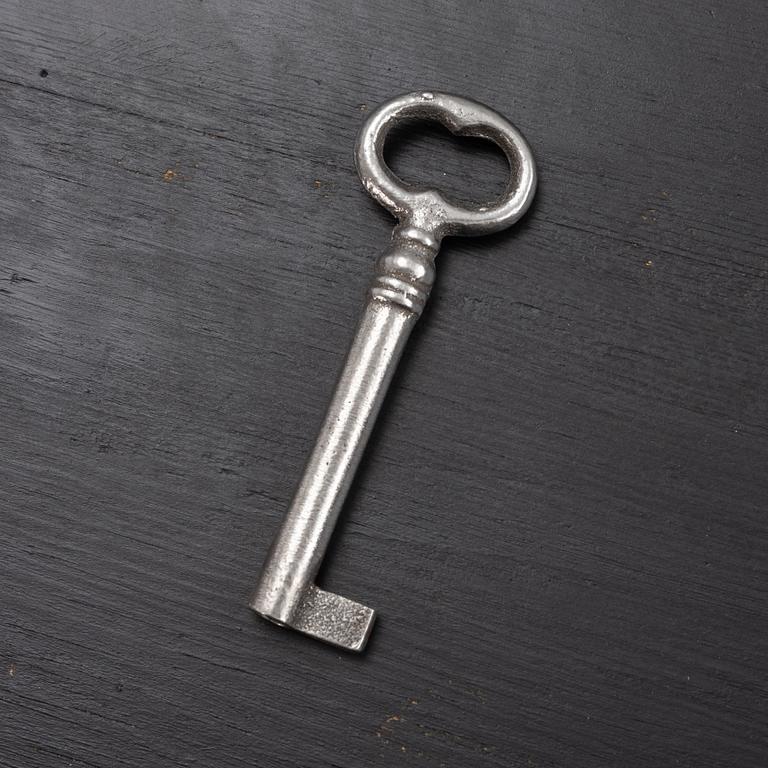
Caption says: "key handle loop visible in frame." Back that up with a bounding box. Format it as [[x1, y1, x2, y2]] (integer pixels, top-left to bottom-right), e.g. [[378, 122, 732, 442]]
[[355, 91, 537, 242]]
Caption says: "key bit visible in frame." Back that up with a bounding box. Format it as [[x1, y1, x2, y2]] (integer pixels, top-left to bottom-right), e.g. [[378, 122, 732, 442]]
[[250, 91, 537, 651]]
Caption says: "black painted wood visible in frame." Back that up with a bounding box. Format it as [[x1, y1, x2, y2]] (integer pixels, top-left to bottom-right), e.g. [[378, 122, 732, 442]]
[[1, 1, 767, 766]]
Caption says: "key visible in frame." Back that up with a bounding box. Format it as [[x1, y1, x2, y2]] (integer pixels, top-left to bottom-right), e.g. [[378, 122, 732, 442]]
[[250, 91, 537, 651]]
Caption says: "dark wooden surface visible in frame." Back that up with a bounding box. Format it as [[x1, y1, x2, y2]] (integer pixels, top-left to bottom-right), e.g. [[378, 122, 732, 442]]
[[2, 1, 767, 766]]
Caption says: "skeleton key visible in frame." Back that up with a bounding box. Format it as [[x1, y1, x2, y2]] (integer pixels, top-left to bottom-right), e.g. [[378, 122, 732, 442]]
[[250, 91, 537, 651]]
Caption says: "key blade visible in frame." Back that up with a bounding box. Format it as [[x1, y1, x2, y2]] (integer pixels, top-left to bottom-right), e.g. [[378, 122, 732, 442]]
[[290, 585, 376, 652]]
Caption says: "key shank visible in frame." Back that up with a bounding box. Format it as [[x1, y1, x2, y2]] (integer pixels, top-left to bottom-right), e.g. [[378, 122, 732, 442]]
[[250, 231, 436, 651]]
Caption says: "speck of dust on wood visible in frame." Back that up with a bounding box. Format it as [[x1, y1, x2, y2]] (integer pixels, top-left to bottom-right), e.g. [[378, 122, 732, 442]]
[[162, 165, 197, 182]]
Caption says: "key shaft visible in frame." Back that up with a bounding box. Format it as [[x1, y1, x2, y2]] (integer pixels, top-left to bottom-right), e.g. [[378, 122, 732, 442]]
[[251, 235, 435, 650]]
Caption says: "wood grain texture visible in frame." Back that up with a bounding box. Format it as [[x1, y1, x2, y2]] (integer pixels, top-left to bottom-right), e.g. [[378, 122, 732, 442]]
[[1, 1, 767, 766]]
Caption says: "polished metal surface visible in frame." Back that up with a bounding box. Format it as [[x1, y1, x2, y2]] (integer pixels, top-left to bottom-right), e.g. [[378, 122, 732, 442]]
[[250, 91, 537, 651]]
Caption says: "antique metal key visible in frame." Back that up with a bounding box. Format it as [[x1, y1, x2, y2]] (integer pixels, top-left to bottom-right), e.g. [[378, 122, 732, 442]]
[[250, 91, 537, 651]]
